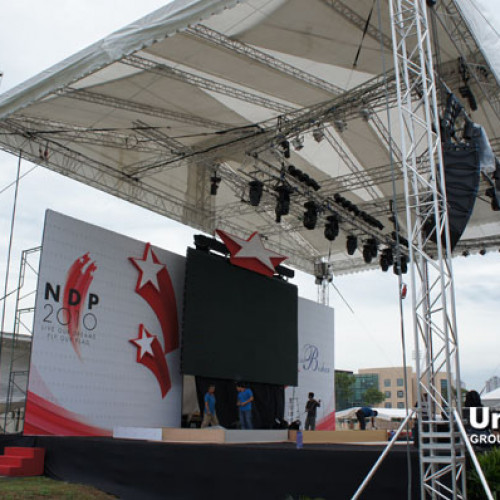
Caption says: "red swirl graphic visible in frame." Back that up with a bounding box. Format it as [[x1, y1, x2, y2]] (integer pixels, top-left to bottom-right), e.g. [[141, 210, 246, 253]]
[[62, 253, 96, 360]]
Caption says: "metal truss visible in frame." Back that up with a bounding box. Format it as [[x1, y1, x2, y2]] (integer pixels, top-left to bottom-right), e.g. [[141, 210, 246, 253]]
[[2, 246, 40, 433], [7, 116, 163, 153], [390, 0, 465, 497], [320, 0, 394, 52], [186, 24, 344, 96], [123, 54, 296, 114], [56, 88, 231, 130]]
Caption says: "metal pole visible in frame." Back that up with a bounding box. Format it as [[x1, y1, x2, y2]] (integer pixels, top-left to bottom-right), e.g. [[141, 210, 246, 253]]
[[351, 411, 415, 499], [453, 410, 494, 500]]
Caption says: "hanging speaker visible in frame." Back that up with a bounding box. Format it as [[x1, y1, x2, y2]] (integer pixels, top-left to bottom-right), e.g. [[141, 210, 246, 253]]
[[425, 143, 480, 250]]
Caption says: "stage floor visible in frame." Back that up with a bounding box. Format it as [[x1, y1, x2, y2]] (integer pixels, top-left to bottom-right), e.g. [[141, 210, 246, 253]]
[[1, 434, 419, 499]]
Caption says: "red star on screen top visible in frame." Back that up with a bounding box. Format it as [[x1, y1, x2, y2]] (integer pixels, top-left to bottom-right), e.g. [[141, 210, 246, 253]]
[[216, 229, 287, 277]]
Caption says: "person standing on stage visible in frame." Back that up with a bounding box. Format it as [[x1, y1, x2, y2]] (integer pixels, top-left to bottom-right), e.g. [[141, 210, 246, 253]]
[[304, 392, 321, 430], [355, 406, 378, 430], [201, 385, 219, 428], [236, 384, 254, 430]]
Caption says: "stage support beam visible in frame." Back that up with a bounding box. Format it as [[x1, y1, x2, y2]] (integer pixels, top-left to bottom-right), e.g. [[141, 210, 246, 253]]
[[389, 0, 466, 497]]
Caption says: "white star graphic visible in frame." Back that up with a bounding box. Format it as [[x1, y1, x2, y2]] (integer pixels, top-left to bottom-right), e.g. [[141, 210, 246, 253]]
[[131, 328, 155, 359], [229, 232, 284, 273], [131, 246, 165, 291]]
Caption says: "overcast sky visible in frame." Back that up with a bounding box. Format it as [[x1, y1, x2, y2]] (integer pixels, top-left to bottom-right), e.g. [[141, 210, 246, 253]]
[[0, 0, 498, 393]]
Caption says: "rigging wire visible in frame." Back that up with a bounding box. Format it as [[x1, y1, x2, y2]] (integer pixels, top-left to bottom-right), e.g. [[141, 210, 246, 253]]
[[376, 1, 412, 497]]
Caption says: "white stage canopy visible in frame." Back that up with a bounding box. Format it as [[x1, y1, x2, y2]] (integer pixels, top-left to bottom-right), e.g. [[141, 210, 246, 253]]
[[0, 0, 499, 275]]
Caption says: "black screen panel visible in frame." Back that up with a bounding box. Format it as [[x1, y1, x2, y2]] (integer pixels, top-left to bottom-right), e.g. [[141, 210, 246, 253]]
[[182, 248, 298, 386]]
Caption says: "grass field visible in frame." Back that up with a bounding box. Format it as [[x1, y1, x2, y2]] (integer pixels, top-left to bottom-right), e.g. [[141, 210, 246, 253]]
[[0, 476, 117, 499]]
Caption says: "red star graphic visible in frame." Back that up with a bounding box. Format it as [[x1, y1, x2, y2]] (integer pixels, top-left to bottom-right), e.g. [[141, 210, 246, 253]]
[[216, 229, 287, 277]]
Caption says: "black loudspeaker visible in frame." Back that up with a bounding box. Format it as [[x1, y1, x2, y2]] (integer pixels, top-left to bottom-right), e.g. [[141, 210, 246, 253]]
[[425, 144, 480, 250]]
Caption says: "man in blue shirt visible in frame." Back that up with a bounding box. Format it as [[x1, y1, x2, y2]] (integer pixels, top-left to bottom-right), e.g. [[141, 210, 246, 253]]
[[356, 406, 378, 430], [236, 384, 254, 430], [201, 385, 219, 428]]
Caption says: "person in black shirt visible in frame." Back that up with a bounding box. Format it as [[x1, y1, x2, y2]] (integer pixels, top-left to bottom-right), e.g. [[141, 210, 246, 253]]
[[305, 392, 321, 430]]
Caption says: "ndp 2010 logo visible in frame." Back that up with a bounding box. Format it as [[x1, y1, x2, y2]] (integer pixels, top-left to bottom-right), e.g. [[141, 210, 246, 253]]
[[41, 253, 99, 359]]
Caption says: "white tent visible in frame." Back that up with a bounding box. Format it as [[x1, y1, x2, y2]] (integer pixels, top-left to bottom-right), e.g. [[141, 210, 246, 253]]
[[0, 0, 498, 275], [482, 387, 500, 409]]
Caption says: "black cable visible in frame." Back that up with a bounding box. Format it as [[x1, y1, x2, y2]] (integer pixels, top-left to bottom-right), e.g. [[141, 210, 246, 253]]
[[353, 0, 376, 69]]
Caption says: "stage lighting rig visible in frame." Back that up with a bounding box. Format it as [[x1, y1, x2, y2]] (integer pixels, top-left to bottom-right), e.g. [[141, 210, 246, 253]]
[[379, 248, 393, 272], [248, 180, 264, 207], [393, 255, 408, 275], [292, 136, 304, 151], [334, 120, 347, 133], [324, 215, 339, 241], [275, 184, 292, 223], [313, 127, 325, 143], [303, 201, 319, 230], [210, 172, 221, 195], [367, 238, 378, 258], [362, 243, 373, 264], [346, 235, 358, 255], [360, 108, 372, 121], [280, 140, 291, 159], [287, 165, 321, 191]]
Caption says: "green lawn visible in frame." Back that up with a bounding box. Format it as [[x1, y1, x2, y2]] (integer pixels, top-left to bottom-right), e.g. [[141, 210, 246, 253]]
[[0, 476, 116, 499]]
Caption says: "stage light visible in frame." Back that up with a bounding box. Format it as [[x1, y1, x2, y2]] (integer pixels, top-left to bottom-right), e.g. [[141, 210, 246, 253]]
[[459, 85, 478, 111], [367, 238, 378, 258], [210, 173, 221, 195], [280, 140, 290, 158], [248, 180, 263, 207], [362, 244, 373, 264], [393, 255, 408, 275], [292, 136, 304, 151], [479, 248, 487, 256], [303, 201, 319, 230], [360, 108, 371, 121], [380, 255, 389, 272], [462, 250, 470, 257], [308, 179, 321, 191], [324, 215, 339, 241], [346, 235, 357, 255], [313, 127, 325, 143], [275, 184, 292, 222], [334, 120, 347, 133], [382, 248, 394, 266], [288, 164, 298, 176]]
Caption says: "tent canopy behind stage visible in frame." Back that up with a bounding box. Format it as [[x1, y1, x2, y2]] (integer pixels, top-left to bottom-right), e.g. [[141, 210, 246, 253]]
[[0, 0, 499, 276]]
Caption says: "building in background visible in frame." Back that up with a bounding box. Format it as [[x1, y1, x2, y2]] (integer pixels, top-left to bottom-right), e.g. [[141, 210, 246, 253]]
[[358, 366, 448, 409], [485, 376, 500, 394]]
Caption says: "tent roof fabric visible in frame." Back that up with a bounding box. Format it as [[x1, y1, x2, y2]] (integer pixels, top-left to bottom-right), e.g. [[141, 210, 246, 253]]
[[0, 0, 499, 275]]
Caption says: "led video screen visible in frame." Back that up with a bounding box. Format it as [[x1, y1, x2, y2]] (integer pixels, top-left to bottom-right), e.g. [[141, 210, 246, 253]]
[[182, 248, 298, 386]]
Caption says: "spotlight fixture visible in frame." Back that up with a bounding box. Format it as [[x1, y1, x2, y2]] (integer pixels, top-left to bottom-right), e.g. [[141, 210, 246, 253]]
[[362, 244, 373, 264], [479, 248, 487, 256], [462, 250, 470, 257], [334, 120, 347, 133], [287, 165, 321, 191], [312, 127, 325, 143], [379, 248, 393, 272], [280, 140, 290, 159], [210, 173, 221, 195], [367, 238, 378, 258], [248, 180, 264, 207], [291, 136, 304, 151], [459, 85, 478, 111], [393, 255, 408, 275], [275, 184, 292, 222], [324, 215, 339, 241], [360, 108, 372, 121], [303, 201, 319, 230], [346, 235, 358, 255]]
